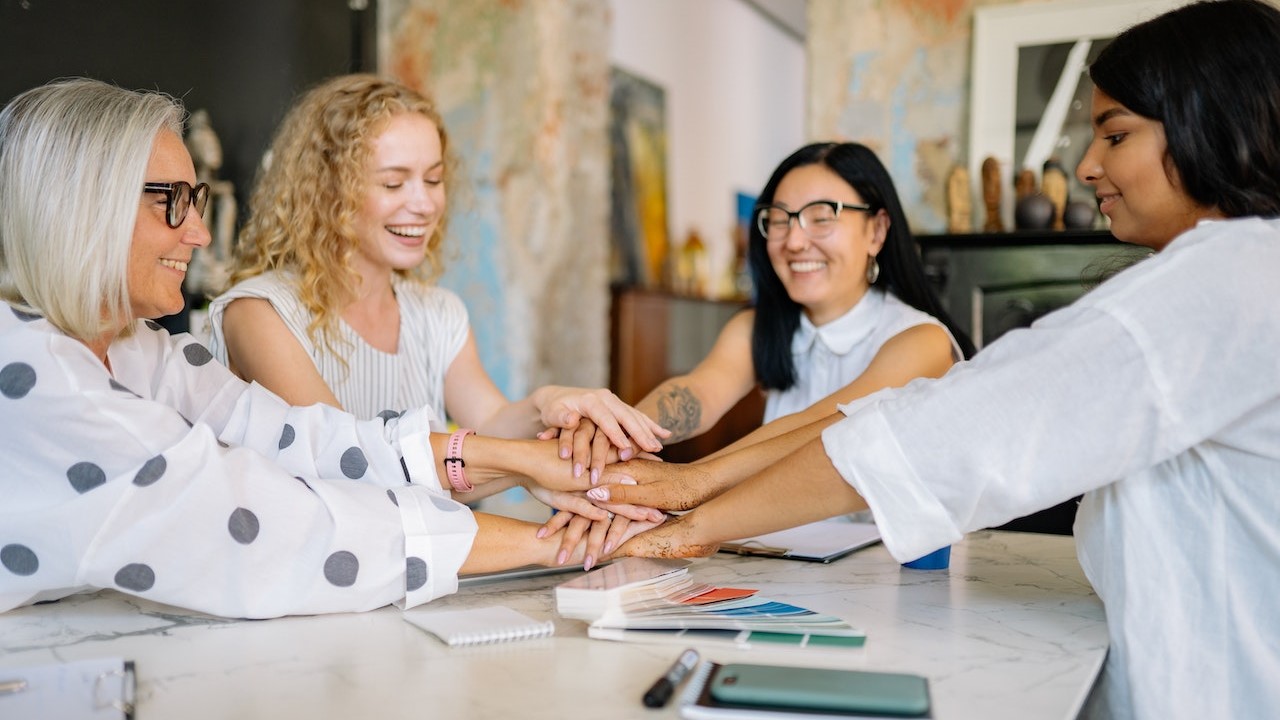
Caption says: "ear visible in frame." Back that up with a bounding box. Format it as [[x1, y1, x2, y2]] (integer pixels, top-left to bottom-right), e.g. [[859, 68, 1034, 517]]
[[868, 209, 890, 256]]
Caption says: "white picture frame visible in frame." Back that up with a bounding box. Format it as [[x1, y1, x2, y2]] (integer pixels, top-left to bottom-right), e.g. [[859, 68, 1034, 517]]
[[968, 0, 1187, 230]]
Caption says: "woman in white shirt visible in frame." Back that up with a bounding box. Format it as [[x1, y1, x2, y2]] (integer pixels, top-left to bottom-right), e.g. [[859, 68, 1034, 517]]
[[0, 78, 651, 618], [635, 143, 972, 457], [607, 1, 1280, 717]]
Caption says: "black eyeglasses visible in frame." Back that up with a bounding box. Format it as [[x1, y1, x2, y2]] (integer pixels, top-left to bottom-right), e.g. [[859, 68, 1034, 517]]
[[756, 199, 874, 241], [143, 181, 211, 229]]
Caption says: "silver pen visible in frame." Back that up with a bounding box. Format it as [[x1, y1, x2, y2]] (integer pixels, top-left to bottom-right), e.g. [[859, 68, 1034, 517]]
[[0, 678, 28, 695]]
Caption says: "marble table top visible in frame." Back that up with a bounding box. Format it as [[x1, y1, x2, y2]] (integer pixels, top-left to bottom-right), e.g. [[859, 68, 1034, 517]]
[[0, 530, 1107, 719]]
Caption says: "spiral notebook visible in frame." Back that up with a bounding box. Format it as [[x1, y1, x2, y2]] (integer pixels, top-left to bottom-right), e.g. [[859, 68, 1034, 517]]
[[403, 606, 554, 647]]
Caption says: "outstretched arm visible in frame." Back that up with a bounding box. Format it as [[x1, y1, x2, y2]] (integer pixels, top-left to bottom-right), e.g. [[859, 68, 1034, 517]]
[[635, 310, 758, 443], [618, 434, 868, 559], [588, 412, 846, 511], [444, 331, 667, 473], [698, 323, 955, 463]]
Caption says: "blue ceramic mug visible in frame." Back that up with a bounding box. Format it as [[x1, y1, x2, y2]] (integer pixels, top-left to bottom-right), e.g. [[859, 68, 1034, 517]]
[[902, 546, 951, 570]]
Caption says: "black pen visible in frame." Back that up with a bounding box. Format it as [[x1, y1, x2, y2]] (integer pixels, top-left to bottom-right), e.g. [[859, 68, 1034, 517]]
[[642, 648, 700, 708]]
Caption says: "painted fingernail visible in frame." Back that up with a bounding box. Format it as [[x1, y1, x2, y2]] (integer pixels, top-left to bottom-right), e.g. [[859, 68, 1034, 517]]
[[620, 477, 637, 486], [560, 447, 570, 459], [556, 549, 568, 566], [587, 487, 609, 501], [584, 555, 595, 572], [603, 541, 614, 555], [574, 463, 583, 478], [620, 446, 634, 460], [536, 527, 548, 539], [590, 468, 600, 485]]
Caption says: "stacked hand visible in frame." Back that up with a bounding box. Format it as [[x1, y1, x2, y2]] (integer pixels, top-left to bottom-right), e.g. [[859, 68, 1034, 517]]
[[534, 387, 671, 484]]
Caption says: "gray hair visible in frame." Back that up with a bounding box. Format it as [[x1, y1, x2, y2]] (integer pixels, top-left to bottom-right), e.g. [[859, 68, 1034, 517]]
[[0, 78, 184, 339]]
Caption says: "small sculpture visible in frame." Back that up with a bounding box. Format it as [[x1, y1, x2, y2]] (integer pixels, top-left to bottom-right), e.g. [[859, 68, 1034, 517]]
[[183, 109, 237, 303], [1041, 158, 1069, 231], [946, 165, 972, 233], [981, 157, 1004, 232], [1063, 199, 1098, 230], [1013, 168, 1054, 230]]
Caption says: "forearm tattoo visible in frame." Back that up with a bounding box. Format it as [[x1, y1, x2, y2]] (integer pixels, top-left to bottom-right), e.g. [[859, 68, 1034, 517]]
[[656, 384, 701, 442]]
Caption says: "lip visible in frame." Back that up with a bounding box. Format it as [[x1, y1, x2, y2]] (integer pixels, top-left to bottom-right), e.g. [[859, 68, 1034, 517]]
[[1096, 193, 1120, 215]]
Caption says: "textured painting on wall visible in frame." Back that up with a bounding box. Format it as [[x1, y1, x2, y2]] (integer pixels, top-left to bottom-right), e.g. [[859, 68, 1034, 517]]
[[609, 66, 670, 287]]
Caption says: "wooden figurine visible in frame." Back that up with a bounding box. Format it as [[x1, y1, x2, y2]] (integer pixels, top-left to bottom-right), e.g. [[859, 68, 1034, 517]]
[[1041, 158, 1069, 231], [946, 165, 972, 233], [981, 156, 1004, 232]]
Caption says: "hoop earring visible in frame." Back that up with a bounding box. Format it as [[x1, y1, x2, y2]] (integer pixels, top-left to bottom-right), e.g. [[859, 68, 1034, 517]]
[[866, 256, 880, 285]]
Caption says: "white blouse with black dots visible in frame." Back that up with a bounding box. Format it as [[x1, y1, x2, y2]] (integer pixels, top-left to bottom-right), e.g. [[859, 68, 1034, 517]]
[[0, 312, 476, 619]]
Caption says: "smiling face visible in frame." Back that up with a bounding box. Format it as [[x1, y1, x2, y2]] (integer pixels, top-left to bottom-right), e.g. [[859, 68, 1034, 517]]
[[128, 129, 211, 319], [765, 163, 887, 326], [1076, 88, 1221, 250], [352, 112, 445, 279]]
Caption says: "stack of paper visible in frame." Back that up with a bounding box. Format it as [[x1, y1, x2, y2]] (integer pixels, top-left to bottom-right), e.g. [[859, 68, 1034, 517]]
[[555, 558, 865, 650]]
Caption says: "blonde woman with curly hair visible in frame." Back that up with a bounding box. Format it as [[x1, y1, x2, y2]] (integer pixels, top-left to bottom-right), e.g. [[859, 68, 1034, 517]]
[[209, 76, 667, 533]]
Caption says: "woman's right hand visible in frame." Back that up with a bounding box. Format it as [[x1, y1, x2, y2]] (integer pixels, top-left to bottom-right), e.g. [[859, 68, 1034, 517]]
[[584, 458, 721, 511], [544, 510, 667, 571], [617, 512, 720, 559]]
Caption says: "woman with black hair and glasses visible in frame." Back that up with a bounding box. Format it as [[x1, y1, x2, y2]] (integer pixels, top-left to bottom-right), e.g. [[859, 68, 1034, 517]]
[[635, 142, 971, 455], [539, 143, 972, 530]]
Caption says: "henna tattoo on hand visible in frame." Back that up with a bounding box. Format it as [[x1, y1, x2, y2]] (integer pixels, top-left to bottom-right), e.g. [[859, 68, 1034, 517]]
[[655, 384, 701, 442]]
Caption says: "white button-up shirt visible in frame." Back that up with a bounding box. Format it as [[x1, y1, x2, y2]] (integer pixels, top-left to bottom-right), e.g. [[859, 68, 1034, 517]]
[[823, 217, 1280, 719], [765, 288, 958, 423]]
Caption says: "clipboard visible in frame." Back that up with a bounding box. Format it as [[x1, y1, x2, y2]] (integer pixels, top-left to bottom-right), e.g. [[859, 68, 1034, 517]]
[[719, 517, 881, 564], [0, 657, 135, 719]]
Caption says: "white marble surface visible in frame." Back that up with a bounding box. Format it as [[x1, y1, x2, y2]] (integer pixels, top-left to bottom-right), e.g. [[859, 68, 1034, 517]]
[[0, 531, 1106, 720]]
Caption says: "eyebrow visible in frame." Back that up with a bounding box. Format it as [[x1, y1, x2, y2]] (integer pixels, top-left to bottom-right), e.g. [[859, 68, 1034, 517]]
[[1092, 107, 1133, 127], [373, 161, 445, 174]]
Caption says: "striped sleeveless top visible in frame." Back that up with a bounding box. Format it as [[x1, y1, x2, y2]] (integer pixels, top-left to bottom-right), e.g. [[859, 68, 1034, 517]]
[[207, 271, 468, 423]]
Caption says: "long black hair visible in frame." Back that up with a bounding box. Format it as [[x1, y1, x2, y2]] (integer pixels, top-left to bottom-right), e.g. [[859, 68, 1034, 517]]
[[748, 142, 974, 391], [1090, 0, 1280, 218]]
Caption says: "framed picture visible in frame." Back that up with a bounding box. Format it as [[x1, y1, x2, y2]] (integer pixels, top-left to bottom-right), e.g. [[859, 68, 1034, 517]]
[[967, 0, 1185, 229], [609, 66, 671, 287]]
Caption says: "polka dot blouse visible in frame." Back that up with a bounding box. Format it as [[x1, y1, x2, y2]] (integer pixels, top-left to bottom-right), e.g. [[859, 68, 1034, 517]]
[[0, 306, 477, 618]]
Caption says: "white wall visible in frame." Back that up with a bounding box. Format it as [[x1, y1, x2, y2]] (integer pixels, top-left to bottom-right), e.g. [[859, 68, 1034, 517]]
[[609, 0, 805, 293]]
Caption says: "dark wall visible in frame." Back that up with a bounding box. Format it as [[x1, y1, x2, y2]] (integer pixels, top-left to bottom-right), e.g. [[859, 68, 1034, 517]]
[[1, 0, 375, 329], [1, 0, 374, 219]]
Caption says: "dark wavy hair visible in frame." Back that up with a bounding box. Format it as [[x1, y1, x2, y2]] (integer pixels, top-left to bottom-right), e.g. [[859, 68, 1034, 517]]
[[1089, 0, 1280, 218], [748, 142, 974, 391]]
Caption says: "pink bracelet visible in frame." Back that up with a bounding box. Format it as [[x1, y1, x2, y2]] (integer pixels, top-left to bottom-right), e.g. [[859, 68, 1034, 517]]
[[444, 429, 476, 492]]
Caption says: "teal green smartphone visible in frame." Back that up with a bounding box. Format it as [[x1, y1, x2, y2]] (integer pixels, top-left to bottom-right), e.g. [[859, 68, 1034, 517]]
[[708, 663, 930, 716]]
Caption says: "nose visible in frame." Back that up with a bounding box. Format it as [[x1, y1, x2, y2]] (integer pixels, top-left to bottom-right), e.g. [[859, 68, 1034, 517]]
[[407, 182, 443, 215], [782, 218, 809, 250], [182, 205, 213, 248], [1076, 145, 1102, 186]]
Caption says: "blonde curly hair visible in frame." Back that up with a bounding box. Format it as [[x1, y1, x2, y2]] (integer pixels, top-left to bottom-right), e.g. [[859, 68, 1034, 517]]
[[229, 74, 453, 354]]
